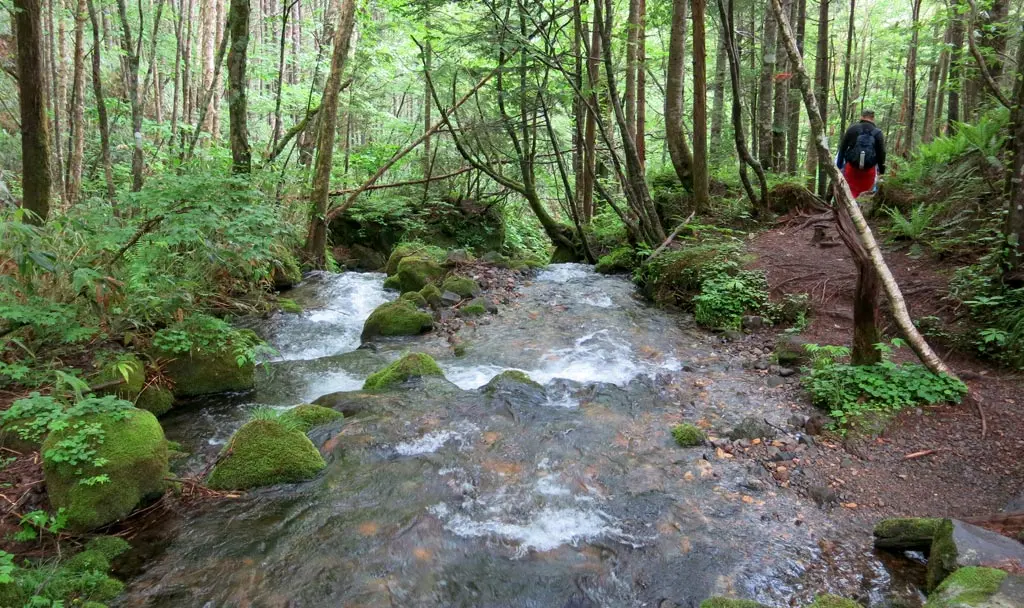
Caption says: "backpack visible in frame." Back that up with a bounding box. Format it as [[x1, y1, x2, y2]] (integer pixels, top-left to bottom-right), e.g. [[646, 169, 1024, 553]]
[[844, 124, 878, 170]]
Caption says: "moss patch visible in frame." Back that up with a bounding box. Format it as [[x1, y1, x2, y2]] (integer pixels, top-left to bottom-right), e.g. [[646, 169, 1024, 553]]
[[924, 567, 1008, 608], [484, 370, 541, 391], [807, 595, 861, 608], [420, 283, 443, 308], [135, 384, 175, 417], [278, 297, 303, 314], [442, 275, 481, 298], [671, 423, 706, 447], [280, 404, 344, 433], [363, 353, 444, 390], [207, 419, 326, 490], [396, 256, 445, 293], [596, 246, 638, 274], [699, 598, 770, 608], [159, 346, 255, 398], [460, 299, 487, 317], [385, 242, 446, 275], [42, 409, 169, 531], [361, 300, 434, 340], [0, 536, 130, 607], [927, 519, 958, 590], [873, 517, 943, 551], [400, 291, 429, 308], [383, 274, 402, 290]]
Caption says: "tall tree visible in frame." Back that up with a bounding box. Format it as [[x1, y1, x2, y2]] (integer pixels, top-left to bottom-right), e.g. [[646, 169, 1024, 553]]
[[772, 0, 792, 171], [838, 0, 855, 134], [786, 0, 805, 175], [115, 0, 145, 191], [757, 0, 778, 169], [665, 0, 694, 189], [87, 0, 116, 203], [65, 0, 87, 205], [900, 0, 923, 155], [812, 0, 829, 197], [710, 30, 728, 145], [635, 0, 646, 165], [947, 3, 964, 134], [14, 0, 53, 223], [303, 0, 357, 266], [692, 0, 709, 210], [226, 0, 251, 172]]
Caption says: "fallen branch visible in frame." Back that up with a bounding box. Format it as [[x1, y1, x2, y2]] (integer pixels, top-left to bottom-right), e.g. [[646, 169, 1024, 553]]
[[263, 104, 321, 165], [646, 211, 696, 263], [903, 448, 942, 460], [327, 166, 473, 197]]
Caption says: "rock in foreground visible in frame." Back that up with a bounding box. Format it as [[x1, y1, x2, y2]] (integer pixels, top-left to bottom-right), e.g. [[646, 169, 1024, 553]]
[[207, 419, 326, 490], [361, 300, 434, 340], [363, 353, 444, 390]]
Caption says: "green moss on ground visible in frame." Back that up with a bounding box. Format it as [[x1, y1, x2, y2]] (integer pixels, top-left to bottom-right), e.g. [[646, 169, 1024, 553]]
[[0, 536, 130, 607], [383, 274, 403, 290], [396, 256, 444, 293], [807, 595, 861, 608], [699, 598, 770, 608], [385, 242, 446, 275], [361, 300, 434, 340], [280, 404, 344, 432], [441, 275, 481, 298], [460, 299, 487, 317], [207, 419, 326, 490], [420, 283, 443, 308], [924, 567, 1008, 608], [671, 423, 706, 447], [42, 409, 169, 531], [135, 384, 174, 417], [400, 291, 429, 308], [595, 246, 638, 274], [363, 353, 444, 390]]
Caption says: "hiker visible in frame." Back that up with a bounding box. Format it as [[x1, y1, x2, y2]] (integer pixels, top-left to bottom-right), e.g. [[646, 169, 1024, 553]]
[[837, 110, 886, 199]]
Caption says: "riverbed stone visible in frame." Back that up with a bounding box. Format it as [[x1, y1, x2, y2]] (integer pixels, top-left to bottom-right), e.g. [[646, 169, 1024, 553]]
[[43, 408, 169, 531], [396, 256, 445, 293], [207, 419, 325, 490], [363, 353, 444, 390], [775, 334, 810, 366], [927, 519, 1024, 591], [361, 300, 434, 340], [699, 598, 769, 608], [400, 291, 429, 308], [728, 416, 776, 441], [420, 283, 443, 308], [442, 275, 481, 298], [385, 242, 445, 275], [460, 298, 488, 317], [312, 392, 377, 417], [925, 567, 1023, 608], [671, 423, 706, 447], [280, 404, 344, 433], [741, 315, 764, 331], [873, 517, 944, 552]]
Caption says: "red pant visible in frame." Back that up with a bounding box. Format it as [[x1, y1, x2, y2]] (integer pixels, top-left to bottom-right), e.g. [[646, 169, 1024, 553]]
[[843, 163, 876, 199]]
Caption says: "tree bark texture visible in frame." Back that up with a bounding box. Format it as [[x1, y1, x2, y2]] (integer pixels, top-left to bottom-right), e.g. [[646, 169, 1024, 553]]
[[15, 0, 53, 223], [227, 0, 251, 172], [692, 0, 709, 211], [665, 0, 694, 190], [757, 0, 778, 169], [65, 0, 87, 205]]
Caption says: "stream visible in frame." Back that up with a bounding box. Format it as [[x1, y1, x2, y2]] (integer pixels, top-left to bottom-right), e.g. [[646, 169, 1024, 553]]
[[119, 265, 895, 607]]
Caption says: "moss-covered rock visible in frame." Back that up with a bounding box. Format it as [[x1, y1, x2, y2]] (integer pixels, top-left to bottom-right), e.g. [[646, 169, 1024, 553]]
[[460, 298, 488, 317], [280, 404, 344, 433], [363, 353, 444, 391], [278, 297, 304, 314], [927, 519, 1024, 591], [420, 283, 443, 308], [0, 536, 130, 607], [596, 247, 638, 274], [385, 242, 446, 275], [0, 417, 44, 453], [442, 275, 481, 298], [42, 409, 169, 531], [135, 384, 175, 417], [775, 334, 810, 366], [698, 598, 770, 608], [873, 517, 944, 551], [400, 291, 429, 309], [158, 344, 255, 398], [484, 370, 542, 392], [361, 300, 434, 340], [671, 423, 706, 447], [778, 293, 810, 325], [97, 355, 145, 399], [383, 274, 403, 290], [807, 595, 861, 608], [396, 256, 445, 293], [550, 244, 580, 263], [207, 419, 326, 490], [925, 567, 1019, 608]]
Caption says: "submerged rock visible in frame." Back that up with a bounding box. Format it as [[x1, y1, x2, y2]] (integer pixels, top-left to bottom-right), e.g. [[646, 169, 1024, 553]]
[[361, 300, 434, 340], [313, 392, 378, 417], [207, 419, 325, 490], [925, 567, 1022, 608], [280, 404, 344, 433], [363, 353, 444, 391], [927, 519, 1024, 590], [396, 256, 444, 293], [873, 517, 944, 551], [460, 298, 488, 317], [43, 409, 169, 531]]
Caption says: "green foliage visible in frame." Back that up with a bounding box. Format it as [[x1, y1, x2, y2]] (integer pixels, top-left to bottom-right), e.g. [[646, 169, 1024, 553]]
[[153, 313, 272, 367], [595, 247, 638, 274], [802, 343, 967, 427], [279, 404, 344, 433], [950, 255, 1024, 368], [0, 537, 129, 607], [885, 203, 945, 242], [12, 509, 68, 543], [693, 268, 770, 330], [671, 423, 705, 447], [362, 353, 444, 390]]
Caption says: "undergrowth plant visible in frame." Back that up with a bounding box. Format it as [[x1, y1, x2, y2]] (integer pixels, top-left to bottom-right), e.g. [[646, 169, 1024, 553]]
[[152, 313, 273, 365]]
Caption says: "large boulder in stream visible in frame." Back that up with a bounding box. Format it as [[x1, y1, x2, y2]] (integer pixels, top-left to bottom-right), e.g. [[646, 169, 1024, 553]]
[[925, 567, 1024, 608], [926, 519, 1024, 590], [156, 337, 256, 398], [395, 256, 445, 293], [43, 409, 169, 531], [207, 419, 326, 490], [363, 353, 444, 391], [441, 275, 481, 298], [361, 300, 434, 340]]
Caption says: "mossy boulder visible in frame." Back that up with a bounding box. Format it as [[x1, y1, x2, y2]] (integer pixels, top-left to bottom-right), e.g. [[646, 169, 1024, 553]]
[[807, 595, 861, 608], [927, 519, 1024, 591], [206, 419, 326, 490], [158, 344, 255, 398], [0, 416, 45, 453], [97, 355, 145, 399], [278, 297, 304, 314], [135, 384, 175, 417], [778, 293, 810, 325], [925, 567, 1022, 608], [873, 517, 944, 551], [460, 298, 488, 317], [400, 291, 429, 308], [0, 536, 130, 606], [671, 423, 706, 447], [280, 404, 344, 432], [775, 334, 810, 366], [484, 370, 542, 392], [396, 256, 445, 293], [361, 300, 434, 340], [442, 275, 481, 298], [420, 283, 443, 308], [383, 274, 402, 290], [595, 246, 638, 274], [42, 409, 169, 531], [550, 244, 580, 264], [699, 598, 770, 608], [385, 242, 446, 275], [363, 353, 444, 391]]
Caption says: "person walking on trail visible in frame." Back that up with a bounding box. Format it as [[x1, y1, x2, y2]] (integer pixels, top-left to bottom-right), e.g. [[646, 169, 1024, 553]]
[[837, 110, 886, 199]]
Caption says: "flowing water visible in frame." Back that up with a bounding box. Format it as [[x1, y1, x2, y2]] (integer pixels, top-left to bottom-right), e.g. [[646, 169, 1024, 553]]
[[120, 265, 891, 607]]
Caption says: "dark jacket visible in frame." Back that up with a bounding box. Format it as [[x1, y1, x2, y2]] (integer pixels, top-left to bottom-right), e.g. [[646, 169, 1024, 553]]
[[839, 120, 886, 174]]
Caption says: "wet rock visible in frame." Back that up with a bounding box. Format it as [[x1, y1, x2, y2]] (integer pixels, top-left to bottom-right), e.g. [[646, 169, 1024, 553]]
[[775, 334, 809, 366], [444, 249, 474, 266], [808, 485, 839, 508], [766, 376, 786, 388], [805, 412, 830, 435], [441, 275, 482, 298], [925, 567, 1023, 608], [270, 255, 303, 291], [741, 315, 764, 331], [699, 598, 770, 608], [396, 256, 445, 293], [927, 519, 1024, 590], [206, 419, 325, 491], [159, 342, 255, 398], [873, 517, 944, 552], [384, 242, 444, 275], [722, 330, 744, 342], [419, 284, 443, 308], [753, 359, 770, 371], [778, 367, 796, 377], [441, 290, 463, 306], [312, 392, 376, 418], [459, 298, 489, 317], [400, 291, 429, 309], [279, 404, 344, 433], [728, 417, 776, 441], [361, 300, 433, 340], [363, 353, 444, 391]]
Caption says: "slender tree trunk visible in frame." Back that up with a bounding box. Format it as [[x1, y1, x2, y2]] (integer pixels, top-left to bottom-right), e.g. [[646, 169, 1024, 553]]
[[772, 0, 792, 171], [581, 0, 603, 220], [422, 19, 432, 181], [786, 0, 805, 175], [921, 22, 949, 144], [624, 0, 639, 145], [933, 31, 950, 138], [15, 0, 52, 223], [87, 0, 116, 203], [813, 0, 829, 197], [966, 0, 1008, 119], [757, 0, 778, 169], [269, 0, 295, 153], [838, 0, 855, 134], [692, 0, 709, 210], [636, 0, 646, 165], [710, 31, 728, 145], [665, 0, 694, 189], [65, 0, 87, 205], [115, 0, 145, 191], [48, 0, 66, 199], [1003, 23, 1024, 272], [303, 0, 357, 266], [772, 0, 955, 378], [947, 6, 964, 134], [901, 0, 922, 155], [226, 0, 251, 172], [171, 0, 184, 148]]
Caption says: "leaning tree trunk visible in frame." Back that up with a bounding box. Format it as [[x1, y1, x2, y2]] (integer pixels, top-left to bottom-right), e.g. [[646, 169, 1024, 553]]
[[226, 0, 251, 173], [303, 0, 357, 267], [771, 0, 956, 378], [692, 0, 709, 210], [665, 0, 694, 190], [15, 0, 52, 224]]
